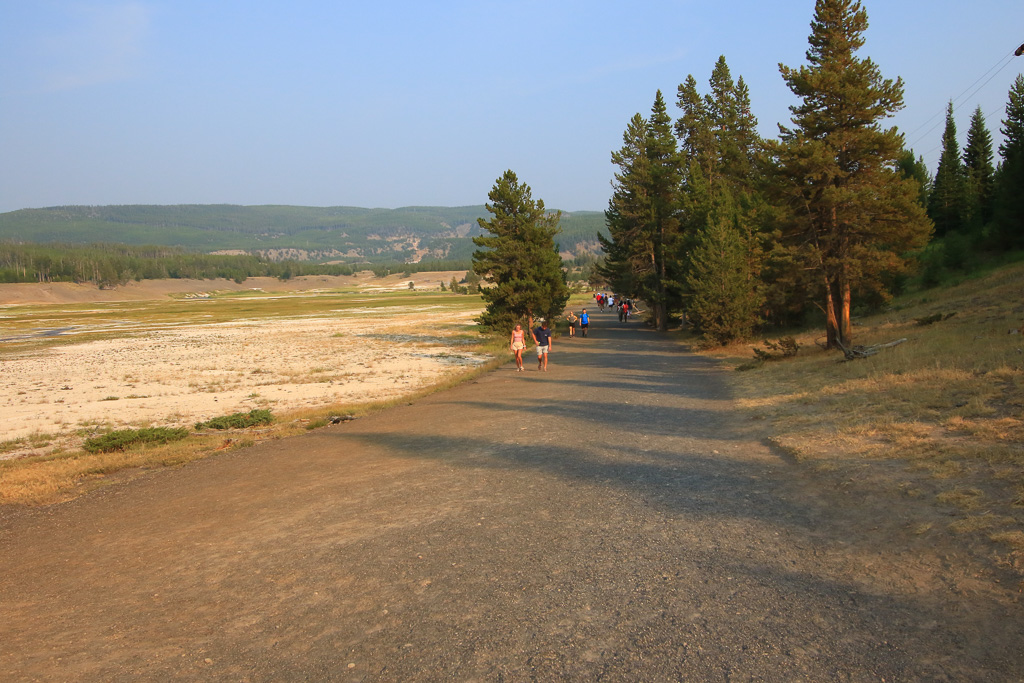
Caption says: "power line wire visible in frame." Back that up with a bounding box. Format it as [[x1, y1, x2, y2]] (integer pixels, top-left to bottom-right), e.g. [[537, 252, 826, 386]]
[[914, 95, 1015, 163], [906, 51, 1017, 150]]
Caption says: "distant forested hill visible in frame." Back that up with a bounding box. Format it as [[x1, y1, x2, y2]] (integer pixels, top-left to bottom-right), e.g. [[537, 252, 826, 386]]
[[0, 205, 605, 264]]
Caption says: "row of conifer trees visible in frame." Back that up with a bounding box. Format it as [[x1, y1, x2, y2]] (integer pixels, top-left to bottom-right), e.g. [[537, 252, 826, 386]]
[[0, 243, 357, 286], [598, 0, 1023, 349], [927, 93, 1024, 260]]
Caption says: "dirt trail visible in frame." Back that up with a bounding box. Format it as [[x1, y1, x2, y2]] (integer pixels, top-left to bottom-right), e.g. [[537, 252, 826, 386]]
[[1, 312, 1022, 681]]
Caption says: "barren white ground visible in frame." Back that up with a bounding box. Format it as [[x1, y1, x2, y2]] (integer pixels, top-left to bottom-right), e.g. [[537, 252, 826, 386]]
[[0, 275, 486, 460]]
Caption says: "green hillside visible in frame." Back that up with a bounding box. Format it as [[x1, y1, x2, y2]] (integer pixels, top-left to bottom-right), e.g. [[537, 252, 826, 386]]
[[0, 205, 606, 264]]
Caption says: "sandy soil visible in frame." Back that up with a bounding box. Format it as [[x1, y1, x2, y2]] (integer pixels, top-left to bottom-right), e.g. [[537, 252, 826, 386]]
[[0, 274, 483, 460]]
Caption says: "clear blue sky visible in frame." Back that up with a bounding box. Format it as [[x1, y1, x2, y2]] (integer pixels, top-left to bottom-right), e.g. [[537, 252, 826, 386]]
[[1, 0, 1021, 214]]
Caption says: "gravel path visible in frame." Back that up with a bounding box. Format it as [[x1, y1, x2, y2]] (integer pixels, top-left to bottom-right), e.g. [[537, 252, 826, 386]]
[[2, 311, 1022, 681]]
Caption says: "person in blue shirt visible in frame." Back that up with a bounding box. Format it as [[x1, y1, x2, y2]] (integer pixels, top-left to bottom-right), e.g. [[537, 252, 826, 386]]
[[531, 319, 553, 371], [579, 308, 589, 338]]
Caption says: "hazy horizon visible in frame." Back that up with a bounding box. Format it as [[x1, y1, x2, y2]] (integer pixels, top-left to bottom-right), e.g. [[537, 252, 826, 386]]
[[2, 1, 1021, 214]]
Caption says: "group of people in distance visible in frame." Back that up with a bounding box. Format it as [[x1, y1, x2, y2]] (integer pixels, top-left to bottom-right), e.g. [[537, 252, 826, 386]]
[[595, 292, 633, 321]]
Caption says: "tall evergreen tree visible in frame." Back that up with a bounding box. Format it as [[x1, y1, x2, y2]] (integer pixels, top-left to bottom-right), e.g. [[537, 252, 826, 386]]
[[675, 75, 715, 181], [962, 105, 995, 231], [472, 170, 569, 331], [674, 57, 767, 343], [775, 0, 932, 350], [708, 58, 762, 188], [993, 74, 1024, 248], [599, 114, 648, 301], [645, 90, 684, 331], [928, 101, 966, 236], [684, 191, 763, 346], [600, 91, 682, 331], [676, 56, 764, 193]]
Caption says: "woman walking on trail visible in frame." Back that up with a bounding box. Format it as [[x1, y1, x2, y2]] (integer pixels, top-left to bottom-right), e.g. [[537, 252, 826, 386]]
[[510, 324, 526, 372], [565, 310, 578, 338]]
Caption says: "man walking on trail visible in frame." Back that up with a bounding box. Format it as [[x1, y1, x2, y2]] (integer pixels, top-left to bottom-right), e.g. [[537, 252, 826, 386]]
[[579, 308, 589, 338], [531, 319, 553, 371]]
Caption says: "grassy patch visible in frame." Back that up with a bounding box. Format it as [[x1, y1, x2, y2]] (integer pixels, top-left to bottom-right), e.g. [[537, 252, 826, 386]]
[[305, 418, 329, 430], [83, 427, 189, 453], [705, 261, 1024, 564], [0, 438, 28, 455], [0, 431, 234, 505]]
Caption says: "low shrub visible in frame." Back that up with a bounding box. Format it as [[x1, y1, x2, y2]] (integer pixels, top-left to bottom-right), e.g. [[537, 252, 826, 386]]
[[195, 409, 274, 431], [752, 336, 801, 362]]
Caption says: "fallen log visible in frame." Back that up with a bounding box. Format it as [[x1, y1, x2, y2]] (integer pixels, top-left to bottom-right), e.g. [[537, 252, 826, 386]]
[[836, 338, 907, 361]]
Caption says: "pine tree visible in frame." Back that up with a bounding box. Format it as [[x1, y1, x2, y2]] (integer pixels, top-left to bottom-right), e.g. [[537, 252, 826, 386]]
[[472, 170, 569, 331], [708, 58, 762, 188], [674, 75, 714, 179], [993, 74, 1024, 248], [600, 91, 682, 331], [674, 57, 767, 341], [646, 91, 684, 331], [676, 57, 763, 193], [463, 269, 482, 293], [685, 194, 763, 346], [775, 0, 932, 350], [599, 114, 649, 303], [962, 105, 995, 232], [928, 101, 966, 236]]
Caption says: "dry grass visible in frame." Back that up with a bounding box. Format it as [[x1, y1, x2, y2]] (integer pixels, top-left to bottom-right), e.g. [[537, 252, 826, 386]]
[[704, 261, 1024, 565], [0, 433, 230, 505]]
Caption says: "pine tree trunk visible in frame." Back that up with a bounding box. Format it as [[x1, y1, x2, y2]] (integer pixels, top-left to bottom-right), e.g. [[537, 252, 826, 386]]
[[649, 245, 669, 332], [838, 234, 852, 347], [839, 274, 852, 347], [656, 230, 668, 332], [824, 277, 840, 349]]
